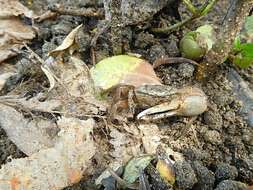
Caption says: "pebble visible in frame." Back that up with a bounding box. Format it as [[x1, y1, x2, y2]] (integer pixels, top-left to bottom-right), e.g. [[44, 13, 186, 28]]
[[215, 163, 238, 182], [174, 161, 197, 189], [178, 63, 195, 78]]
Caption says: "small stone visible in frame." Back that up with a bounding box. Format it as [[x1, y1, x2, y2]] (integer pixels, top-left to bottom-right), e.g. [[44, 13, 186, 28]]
[[149, 44, 166, 63], [204, 130, 222, 145], [192, 161, 215, 190], [174, 161, 197, 189], [215, 163, 238, 182], [215, 180, 247, 190], [163, 37, 180, 57], [178, 63, 195, 78]]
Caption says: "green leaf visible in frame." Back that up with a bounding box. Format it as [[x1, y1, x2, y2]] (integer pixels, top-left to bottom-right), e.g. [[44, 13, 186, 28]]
[[233, 43, 253, 68], [90, 55, 160, 92], [123, 155, 153, 184]]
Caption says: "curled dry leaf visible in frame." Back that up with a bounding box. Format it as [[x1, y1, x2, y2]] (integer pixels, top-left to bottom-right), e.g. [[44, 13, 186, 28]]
[[0, 117, 96, 190], [49, 24, 83, 56], [0, 0, 36, 63]]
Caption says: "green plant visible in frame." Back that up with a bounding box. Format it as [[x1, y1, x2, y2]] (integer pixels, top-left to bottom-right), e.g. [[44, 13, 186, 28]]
[[231, 37, 253, 68]]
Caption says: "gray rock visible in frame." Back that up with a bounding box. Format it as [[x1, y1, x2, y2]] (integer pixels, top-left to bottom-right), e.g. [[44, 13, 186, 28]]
[[149, 44, 167, 63]]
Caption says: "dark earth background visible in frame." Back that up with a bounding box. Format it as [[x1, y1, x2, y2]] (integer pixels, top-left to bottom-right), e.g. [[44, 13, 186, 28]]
[[0, 0, 253, 189]]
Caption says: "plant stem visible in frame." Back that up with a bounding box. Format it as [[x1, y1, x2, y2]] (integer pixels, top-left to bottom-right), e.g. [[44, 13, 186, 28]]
[[182, 0, 197, 15], [151, 17, 193, 33], [198, 0, 217, 16]]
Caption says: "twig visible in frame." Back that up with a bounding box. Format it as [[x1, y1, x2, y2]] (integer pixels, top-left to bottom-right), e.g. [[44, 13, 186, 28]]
[[196, 0, 253, 80], [49, 4, 104, 18]]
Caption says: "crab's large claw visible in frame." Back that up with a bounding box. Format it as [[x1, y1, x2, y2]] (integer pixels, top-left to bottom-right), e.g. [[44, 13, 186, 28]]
[[137, 86, 207, 121]]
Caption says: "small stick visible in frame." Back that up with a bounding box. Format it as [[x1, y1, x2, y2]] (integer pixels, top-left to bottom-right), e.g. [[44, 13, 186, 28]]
[[49, 4, 104, 18]]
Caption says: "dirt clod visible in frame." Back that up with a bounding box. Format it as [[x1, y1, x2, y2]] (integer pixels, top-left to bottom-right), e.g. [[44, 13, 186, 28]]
[[215, 163, 238, 182], [192, 161, 215, 190], [204, 130, 223, 145], [174, 161, 197, 189], [214, 180, 247, 190]]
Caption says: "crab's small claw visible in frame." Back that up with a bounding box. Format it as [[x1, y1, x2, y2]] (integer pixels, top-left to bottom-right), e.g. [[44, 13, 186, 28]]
[[137, 99, 180, 120], [137, 86, 207, 121]]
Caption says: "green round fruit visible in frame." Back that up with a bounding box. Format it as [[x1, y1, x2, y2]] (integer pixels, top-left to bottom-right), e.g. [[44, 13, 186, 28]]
[[179, 35, 205, 60]]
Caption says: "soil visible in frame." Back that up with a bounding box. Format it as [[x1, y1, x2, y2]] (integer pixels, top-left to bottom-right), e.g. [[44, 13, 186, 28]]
[[1, 0, 253, 190]]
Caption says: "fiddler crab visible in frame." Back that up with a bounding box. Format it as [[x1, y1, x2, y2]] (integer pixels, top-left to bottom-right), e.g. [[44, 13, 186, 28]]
[[90, 55, 207, 121]]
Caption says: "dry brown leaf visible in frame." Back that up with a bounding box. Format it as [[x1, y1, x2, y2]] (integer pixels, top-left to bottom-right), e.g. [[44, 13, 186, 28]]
[[0, 17, 35, 63], [0, 104, 58, 155], [0, 117, 95, 190], [0, 63, 17, 91], [0, 0, 34, 18], [0, 72, 15, 91], [49, 24, 83, 56], [109, 127, 142, 164], [42, 56, 107, 115]]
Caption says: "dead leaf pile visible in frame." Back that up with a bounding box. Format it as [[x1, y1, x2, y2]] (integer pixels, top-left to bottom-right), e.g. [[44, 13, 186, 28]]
[[0, 117, 95, 190], [0, 0, 36, 63]]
